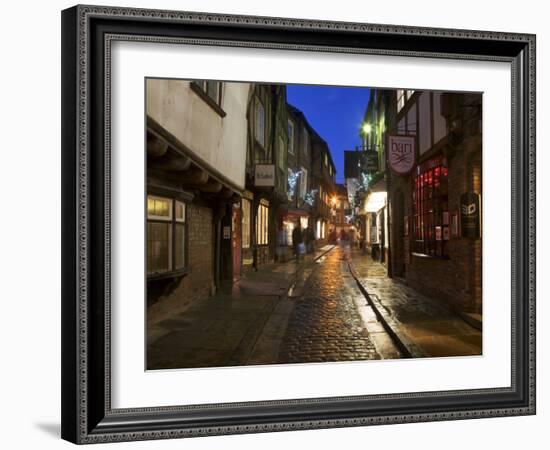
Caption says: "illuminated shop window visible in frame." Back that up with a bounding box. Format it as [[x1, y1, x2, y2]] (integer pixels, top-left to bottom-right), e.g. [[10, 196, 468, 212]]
[[412, 158, 449, 257], [256, 201, 269, 246], [147, 196, 187, 275]]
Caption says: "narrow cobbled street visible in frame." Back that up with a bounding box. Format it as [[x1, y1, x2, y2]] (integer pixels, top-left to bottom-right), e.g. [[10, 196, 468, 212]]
[[277, 247, 381, 363]]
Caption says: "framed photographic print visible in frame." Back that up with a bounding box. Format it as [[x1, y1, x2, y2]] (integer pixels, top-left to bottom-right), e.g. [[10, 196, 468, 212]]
[[61, 4, 536, 444]]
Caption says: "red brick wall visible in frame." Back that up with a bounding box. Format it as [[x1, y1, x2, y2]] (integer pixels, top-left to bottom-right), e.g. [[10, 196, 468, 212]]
[[147, 204, 213, 326], [391, 133, 482, 314]]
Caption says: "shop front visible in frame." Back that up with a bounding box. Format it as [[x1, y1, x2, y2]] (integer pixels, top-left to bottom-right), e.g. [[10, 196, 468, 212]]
[[280, 208, 309, 261], [363, 183, 388, 264]]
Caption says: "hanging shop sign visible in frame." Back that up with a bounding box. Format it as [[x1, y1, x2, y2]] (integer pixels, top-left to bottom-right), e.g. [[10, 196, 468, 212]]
[[362, 151, 379, 173], [460, 192, 481, 239], [388, 135, 416, 175], [254, 164, 275, 187]]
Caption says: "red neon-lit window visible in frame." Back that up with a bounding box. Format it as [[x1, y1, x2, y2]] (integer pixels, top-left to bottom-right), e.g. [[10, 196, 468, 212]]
[[412, 158, 449, 257]]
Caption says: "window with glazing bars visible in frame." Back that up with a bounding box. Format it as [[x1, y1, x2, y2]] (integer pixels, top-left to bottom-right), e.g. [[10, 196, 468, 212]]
[[147, 195, 186, 275], [412, 161, 449, 257], [194, 80, 222, 106]]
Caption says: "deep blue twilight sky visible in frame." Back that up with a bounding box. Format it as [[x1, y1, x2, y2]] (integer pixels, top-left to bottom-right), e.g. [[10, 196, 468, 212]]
[[286, 85, 371, 183]]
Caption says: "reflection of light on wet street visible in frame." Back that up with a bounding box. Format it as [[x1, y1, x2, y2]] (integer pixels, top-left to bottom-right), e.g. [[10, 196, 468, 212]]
[[277, 247, 381, 364]]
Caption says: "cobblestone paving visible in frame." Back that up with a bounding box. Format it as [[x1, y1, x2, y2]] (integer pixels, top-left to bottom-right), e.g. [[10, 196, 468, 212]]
[[277, 247, 380, 363], [349, 250, 482, 357]]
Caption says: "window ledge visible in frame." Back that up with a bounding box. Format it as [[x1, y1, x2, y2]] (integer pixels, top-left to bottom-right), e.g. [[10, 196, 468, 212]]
[[190, 82, 226, 118], [411, 252, 450, 261], [147, 268, 190, 282]]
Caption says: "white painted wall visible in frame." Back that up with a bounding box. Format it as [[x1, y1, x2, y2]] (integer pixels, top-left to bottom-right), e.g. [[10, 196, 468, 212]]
[[147, 79, 250, 189]]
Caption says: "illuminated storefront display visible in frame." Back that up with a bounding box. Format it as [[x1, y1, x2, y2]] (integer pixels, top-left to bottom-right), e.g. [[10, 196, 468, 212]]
[[412, 157, 449, 257]]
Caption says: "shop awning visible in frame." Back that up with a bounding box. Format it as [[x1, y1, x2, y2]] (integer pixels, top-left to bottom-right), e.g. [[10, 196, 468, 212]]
[[281, 208, 310, 218]]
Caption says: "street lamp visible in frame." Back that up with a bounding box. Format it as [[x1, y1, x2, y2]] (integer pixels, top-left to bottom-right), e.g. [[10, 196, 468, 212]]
[[362, 123, 372, 134]]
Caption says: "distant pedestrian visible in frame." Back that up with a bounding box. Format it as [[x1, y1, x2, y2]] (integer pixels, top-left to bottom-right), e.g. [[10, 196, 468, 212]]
[[349, 228, 356, 248], [292, 225, 304, 262], [340, 229, 350, 260], [276, 221, 288, 263], [307, 225, 316, 254]]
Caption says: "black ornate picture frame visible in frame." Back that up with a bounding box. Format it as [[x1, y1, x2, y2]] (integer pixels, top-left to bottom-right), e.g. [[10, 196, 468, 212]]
[[61, 4, 536, 444]]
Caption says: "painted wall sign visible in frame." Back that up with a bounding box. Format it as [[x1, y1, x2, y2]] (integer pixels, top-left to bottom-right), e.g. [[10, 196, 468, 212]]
[[254, 164, 275, 187], [460, 192, 481, 239], [388, 135, 416, 175]]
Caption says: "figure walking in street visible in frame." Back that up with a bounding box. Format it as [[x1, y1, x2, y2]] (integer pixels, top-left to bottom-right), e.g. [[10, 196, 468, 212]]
[[292, 224, 304, 262], [307, 224, 316, 254], [340, 228, 350, 260], [276, 220, 288, 263]]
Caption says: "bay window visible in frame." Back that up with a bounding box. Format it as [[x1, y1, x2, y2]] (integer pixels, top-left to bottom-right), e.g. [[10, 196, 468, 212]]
[[147, 195, 187, 276]]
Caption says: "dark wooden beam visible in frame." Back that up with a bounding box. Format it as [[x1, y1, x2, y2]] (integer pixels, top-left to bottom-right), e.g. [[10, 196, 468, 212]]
[[147, 133, 168, 157], [185, 179, 223, 193], [181, 166, 209, 185], [149, 152, 192, 171]]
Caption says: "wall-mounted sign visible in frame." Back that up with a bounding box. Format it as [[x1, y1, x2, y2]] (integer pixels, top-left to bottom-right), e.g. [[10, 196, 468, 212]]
[[388, 135, 416, 175], [460, 192, 481, 239], [254, 164, 275, 187], [223, 226, 231, 239]]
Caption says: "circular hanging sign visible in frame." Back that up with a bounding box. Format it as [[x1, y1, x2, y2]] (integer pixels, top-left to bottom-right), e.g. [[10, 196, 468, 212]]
[[388, 135, 416, 175]]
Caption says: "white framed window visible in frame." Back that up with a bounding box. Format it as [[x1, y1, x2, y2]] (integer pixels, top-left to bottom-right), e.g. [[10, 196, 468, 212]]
[[194, 80, 223, 106], [302, 127, 309, 155], [255, 99, 265, 147], [300, 167, 308, 199], [287, 120, 295, 154], [147, 196, 186, 275], [277, 135, 285, 171]]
